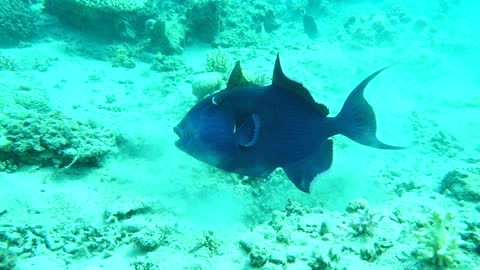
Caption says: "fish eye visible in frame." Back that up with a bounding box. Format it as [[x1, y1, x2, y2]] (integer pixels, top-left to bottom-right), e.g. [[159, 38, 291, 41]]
[[212, 95, 222, 105]]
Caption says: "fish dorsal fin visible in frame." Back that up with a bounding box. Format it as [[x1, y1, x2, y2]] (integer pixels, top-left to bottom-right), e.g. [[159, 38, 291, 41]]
[[272, 53, 329, 117], [227, 61, 252, 89], [234, 114, 261, 148]]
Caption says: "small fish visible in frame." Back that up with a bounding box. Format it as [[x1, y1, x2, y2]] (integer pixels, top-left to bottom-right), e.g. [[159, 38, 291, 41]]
[[303, 14, 319, 39], [174, 54, 404, 193]]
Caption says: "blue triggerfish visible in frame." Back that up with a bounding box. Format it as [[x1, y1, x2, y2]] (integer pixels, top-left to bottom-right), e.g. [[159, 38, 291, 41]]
[[174, 54, 404, 193]]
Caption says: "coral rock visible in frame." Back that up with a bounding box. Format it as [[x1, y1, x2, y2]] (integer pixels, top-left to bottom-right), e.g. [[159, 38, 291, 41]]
[[439, 168, 480, 202], [414, 211, 460, 267], [191, 72, 223, 99], [0, 0, 37, 46]]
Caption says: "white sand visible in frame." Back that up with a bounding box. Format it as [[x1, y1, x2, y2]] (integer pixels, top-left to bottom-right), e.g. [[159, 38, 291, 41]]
[[1, 1, 480, 270]]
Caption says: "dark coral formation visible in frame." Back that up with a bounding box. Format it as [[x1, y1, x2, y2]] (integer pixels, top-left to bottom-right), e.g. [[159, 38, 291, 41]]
[[0, 89, 116, 170], [44, 0, 147, 40], [0, 0, 37, 46], [439, 168, 480, 202], [185, 0, 224, 43], [0, 247, 16, 270], [44, 0, 283, 53]]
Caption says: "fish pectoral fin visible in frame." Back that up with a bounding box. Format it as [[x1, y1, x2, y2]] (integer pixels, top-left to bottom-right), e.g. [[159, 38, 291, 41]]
[[234, 114, 261, 148], [282, 139, 333, 193]]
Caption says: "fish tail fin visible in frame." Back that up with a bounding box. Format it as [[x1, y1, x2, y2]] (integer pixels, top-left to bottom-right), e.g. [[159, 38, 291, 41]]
[[335, 67, 405, 150]]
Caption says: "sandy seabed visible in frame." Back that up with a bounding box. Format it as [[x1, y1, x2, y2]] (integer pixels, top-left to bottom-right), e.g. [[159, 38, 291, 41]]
[[1, 0, 480, 269]]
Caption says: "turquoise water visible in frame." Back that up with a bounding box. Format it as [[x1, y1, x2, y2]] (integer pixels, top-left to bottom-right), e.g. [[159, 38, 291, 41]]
[[0, 0, 479, 269]]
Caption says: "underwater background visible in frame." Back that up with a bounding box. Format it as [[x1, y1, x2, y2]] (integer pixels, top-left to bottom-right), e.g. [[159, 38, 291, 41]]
[[0, 0, 479, 269]]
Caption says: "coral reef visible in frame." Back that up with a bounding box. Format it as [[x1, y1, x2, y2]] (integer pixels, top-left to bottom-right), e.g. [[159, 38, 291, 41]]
[[269, 248, 288, 265], [308, 247, 341, 270], [429, 131, 464, 158], [285, 0, 309, 18], [270, 210, 286, 231], [205, 49, 229, 75], [359, 238, 393, 263], [345, 198, 369, 213], [69, 0, 147, 12], [413, 211, 460, 267], [214, 28, 266, 48], [0, 109, 116, 169], [44, 0, 147, 39], [306, 0, 330, 16], [130, 260, 159, 270], [150, 55, 189, 73], [191, 72, 223, 99], [0, 247, 16, 270], [0, 88, 116, 170], [343, 12, 396, 45], [340, 5, 437, 49], [133, 225, 173, 252], [212, 0, 279, 48], [249, 244, 269, 267], [0, 0, 38, 46], [46, 0, 190, 54], [340, 7, 413, 48], [186, 0, 224, 43], [439, 168, 480, 202], [250, 1, 281, 33], [359, 246, 377, 262], [144, 18, 185, 55], [285, 198, 308, 216], [250, 73, 270, 86], [109, 47, 136, 69], [0, 55, 19, 71], [189, 230, 222, 256], [238, 198, 440, 269], [239, 199, 344, 269], [275, 227, 292, 244], [0, 223, 130, 259], [348, 207, 383, 237], [1, 200, 172, 261], [460, 222, 480, 254]]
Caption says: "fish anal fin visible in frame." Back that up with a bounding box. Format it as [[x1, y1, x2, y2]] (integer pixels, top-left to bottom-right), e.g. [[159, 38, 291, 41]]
[[283, 139, 333, 193], [272, 54, 329, 117]]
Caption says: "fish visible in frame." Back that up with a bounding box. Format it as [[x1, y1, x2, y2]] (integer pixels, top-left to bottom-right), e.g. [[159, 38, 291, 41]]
[[303, 14, 319, 39], [174, 54, 405, 193]]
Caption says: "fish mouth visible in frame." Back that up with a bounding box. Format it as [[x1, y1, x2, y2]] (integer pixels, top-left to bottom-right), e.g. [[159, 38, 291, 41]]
[[174, 126, 183, 138], [173, 126, 184, 147]]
